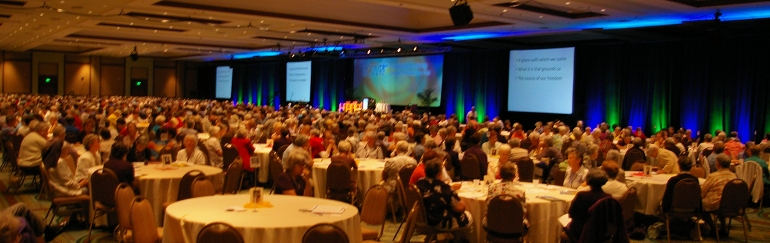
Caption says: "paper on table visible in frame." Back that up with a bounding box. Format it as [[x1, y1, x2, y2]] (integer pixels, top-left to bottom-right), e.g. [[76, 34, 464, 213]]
[[311, 205, 346, 214], [558, 214, 571, 228], [225, 206, 246, 212]]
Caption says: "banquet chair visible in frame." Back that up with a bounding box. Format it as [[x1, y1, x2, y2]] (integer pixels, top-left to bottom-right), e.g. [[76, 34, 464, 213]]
[[269, 151, 284, 194], [376, 202, 419, 243], [515, 157, 535, 182], [88, 168, 120, 242], [689, 166, 706, 179], [411, 188, 471, 243], [326, 162, 357, 204], [619, 187, 638, 228], [221, 160, 243, 194], [360, 185, 389, 241], [130, 196, 164, 243], [712, 179, 750, 243], [629, 161, 647, 172], [460, 153, 481, 180], [0, 138, 19, 172], [485, 195, 527, 243], [197, 140, 211, 165], [398, 164, 416, 188], [40, 164, 90, 226], [163, 170, 206, 211], [191, 177, 217, 198], [302, 223, 350, 243], [221, 143, 239, 170], [664, 178, 701, 243], [197, 222, 244, 243], [578, 197, 628, 243], [277, 144, 290, 160], [552, 170, 566, 186], [115, 183, 136, 243], [736, 162, 763, 217], [392, 175, 416, 240]]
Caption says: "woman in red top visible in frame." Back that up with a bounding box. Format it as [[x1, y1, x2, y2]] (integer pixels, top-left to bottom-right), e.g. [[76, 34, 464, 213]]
[[231, 128, 255, 172]]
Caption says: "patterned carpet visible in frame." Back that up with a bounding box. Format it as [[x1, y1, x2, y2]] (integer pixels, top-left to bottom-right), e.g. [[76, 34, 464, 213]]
[[2, 166, 769, 243]]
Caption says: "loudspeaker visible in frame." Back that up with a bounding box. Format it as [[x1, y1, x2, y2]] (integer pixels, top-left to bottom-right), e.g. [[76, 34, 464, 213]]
[[449, 3, 473, 26]]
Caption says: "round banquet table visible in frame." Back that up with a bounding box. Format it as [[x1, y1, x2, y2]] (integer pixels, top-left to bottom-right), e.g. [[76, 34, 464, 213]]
[[89, 164, 223, 224], [312, 158, 383, 199], [623, 171, 705, 215], [162, 194, 362, 243], [457, 181, 575, 243], [483, 155, 542, 179]]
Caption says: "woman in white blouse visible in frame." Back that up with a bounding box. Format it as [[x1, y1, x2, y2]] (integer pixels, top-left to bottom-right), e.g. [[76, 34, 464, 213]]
[[48, 144, 87, 196], [75, 134, 102, 183], [176, 134, 207, 165]]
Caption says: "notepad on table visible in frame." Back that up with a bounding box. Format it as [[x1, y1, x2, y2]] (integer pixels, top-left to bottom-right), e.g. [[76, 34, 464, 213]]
[[311, 205, 346, 214]]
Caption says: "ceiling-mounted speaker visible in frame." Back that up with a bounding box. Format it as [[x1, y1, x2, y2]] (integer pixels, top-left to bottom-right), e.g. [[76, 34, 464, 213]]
[[449, 2, 473, 26]]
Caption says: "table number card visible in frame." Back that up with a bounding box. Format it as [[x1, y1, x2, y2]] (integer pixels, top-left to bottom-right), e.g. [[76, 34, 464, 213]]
[[250, 187, 264, 204]]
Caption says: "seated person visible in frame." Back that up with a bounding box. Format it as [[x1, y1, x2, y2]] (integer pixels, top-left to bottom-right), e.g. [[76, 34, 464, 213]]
[[744, 145, 769, 186], [578, 160, 627, 199], [563, 147, 589, 189], [485, 162, 528, 232], [75, 134, 102, 184], [383, 141, 418, 208], [103, 143, 137, 190], [660, 155, 699, 238], [1, 203, 67, 242], [176, 134, 206, 165], [330, 140, 358, 188], [565, 169, 611, 240], [46, 144, 88, 197], [701, 154, 738, 236], [275, 150, 313, 196], [415, 158, 472, 240], [127, 136, 154, 163], [356, 131, 384, 159]]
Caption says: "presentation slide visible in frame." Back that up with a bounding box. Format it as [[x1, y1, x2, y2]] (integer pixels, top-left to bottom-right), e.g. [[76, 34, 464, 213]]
[[286, 61, 312, 102], [215, 66, 233, 99], [508, 47, 575, 114], [354, 55, 443, 107]]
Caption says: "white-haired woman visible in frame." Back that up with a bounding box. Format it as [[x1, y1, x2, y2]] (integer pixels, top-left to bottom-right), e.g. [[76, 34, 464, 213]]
[[176, 134, 207, 165]]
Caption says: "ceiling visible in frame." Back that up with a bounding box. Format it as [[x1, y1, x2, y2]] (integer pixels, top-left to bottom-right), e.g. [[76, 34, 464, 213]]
[[0, 0, 769, 61]]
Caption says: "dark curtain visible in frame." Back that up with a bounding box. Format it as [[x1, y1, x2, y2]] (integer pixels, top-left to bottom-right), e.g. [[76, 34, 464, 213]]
[[443, 50, 508, 123], [310, 59, 352, 111]]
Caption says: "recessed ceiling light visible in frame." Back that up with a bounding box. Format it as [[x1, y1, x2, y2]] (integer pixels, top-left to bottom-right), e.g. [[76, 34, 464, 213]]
[[566, 2, 570, 4], [601, 9, 606, 12], [503, 9, 507, 12]]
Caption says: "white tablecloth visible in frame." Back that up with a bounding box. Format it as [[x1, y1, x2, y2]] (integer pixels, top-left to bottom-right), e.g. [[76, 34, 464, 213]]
[[623, 171, 705, 215], [89, 164, 223, 224], [163, 194, 362, 243], [252, 143, 272, 183], [457, 182, 575, 243], [311, 158, 383, 199]]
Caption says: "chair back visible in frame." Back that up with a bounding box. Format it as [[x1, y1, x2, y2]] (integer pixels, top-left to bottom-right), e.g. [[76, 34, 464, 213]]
[[619, 187, 637, 222], [552, 170, 566, 186], [395, 202, 419, 243], [130, 196, 160, 243], [302, 223, 350, 243], [277, 144, 290, 159], [398, 164, 416, 188], [669, 178, 701, 214], [326, 163, 353, 202], [197, 222, 244, 243], [197, 140, 210, 165], [90, 168, 119, 208], [115, 183, 136, 230], [177, 170, 206, 201], [360, 185, 389, 225], [39, 164, 54, 199], [191, 177, 216, 198], [515, 157, 535, 182], [718, 179, 750, 217], [460, 153, 481, 180], [629, 161, 646, 171], [486, 194, 525, 235], [736, 161, 763, 202], [269, 151, 284, 183], [689, 166, 706, 178], [221, 143, 240, 170], [579, 197, 627, 243], [221, 160, 243, 194], [404, 184, 427, 224]]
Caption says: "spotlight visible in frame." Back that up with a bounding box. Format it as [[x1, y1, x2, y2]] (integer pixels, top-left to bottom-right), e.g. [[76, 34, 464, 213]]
[[367, 50, 371, 55], [397, 47, 402, 52], [413, 46, 418, 51], [129, 45, 139, 61]]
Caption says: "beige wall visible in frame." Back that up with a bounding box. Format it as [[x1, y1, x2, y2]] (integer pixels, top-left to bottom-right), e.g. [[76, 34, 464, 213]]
[[0, 51, 196, 97]]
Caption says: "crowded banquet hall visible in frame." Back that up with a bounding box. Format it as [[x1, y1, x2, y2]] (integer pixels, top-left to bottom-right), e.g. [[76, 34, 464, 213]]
[[3, 1, 770, 243]]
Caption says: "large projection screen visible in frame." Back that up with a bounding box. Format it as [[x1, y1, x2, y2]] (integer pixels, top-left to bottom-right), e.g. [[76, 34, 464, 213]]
[[354, 55, 443, 107], [508, 47, 575, 114], [215, 66, 233, 99], [286, 61, 312, 102]]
